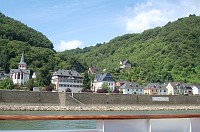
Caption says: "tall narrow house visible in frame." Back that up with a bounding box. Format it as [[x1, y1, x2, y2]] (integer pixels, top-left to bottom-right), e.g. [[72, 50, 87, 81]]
[[10, 52, 30, 85]]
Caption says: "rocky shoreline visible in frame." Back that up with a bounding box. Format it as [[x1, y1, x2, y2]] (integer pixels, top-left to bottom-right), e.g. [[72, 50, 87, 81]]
[[1, 104, 200, 111]]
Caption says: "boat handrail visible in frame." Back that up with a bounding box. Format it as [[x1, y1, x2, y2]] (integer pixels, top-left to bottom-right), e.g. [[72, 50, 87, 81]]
[[1, 114, 200, 120]]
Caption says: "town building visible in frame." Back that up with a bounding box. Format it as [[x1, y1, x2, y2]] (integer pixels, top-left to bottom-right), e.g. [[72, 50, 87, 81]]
[[92, 73, 115, 92], [0, 72, 8, 81], [51, 69, 83, 93], [166, 82, 193, 95], [88, 67, 99, 74], [10, 52, 30, 85], [119, 82, 144, 94], [192, 85, 200, 95], [115, 80, 126, 90], [144, 83, 167, 95], [120, 60, 131, 69]]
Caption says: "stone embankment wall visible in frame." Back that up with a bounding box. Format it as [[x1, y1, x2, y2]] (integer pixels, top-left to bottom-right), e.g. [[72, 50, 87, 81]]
[[0, 90, 200, 105]]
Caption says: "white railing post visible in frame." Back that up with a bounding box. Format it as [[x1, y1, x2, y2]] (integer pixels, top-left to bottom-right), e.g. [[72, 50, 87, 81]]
[[147, 119, 151, 132]]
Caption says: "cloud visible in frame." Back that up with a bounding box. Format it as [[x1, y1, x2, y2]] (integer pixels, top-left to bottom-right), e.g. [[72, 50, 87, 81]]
[[55, 40, 82, 52], [125, 0, 200, 33]]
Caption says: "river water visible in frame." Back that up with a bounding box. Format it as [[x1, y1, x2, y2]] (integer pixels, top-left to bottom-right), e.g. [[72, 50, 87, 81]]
[[0, 110, 200, 130]]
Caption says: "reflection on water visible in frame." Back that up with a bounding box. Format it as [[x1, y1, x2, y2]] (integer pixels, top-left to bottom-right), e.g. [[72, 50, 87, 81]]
[[0, 110, 200, 130], [0, 120, 96, 130]]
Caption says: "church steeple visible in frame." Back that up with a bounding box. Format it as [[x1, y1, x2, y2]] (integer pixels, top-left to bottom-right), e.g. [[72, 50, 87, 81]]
[[20, 51, 25, 63], [18, 51, 27, 69]]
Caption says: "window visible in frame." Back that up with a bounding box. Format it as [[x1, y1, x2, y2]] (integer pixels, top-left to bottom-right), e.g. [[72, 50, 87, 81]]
[[17, 73, 20, 79], [127, 89, 129, 91]]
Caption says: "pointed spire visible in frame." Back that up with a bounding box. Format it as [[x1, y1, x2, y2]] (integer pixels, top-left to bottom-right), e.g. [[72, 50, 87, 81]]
[[18, 51, 26, 66], [20, 51, 25, 63]]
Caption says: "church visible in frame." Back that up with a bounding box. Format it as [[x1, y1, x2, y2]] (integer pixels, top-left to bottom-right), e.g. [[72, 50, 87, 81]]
[[10, 52, 30, 85]]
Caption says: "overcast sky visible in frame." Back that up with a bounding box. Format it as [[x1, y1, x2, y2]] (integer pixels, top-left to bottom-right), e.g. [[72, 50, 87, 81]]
[[0, 0, 200, 51]]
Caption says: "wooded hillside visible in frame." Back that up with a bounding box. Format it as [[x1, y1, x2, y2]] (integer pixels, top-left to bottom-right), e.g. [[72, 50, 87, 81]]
[[0, 12, 200, 84], [59, 14, 200, 84]]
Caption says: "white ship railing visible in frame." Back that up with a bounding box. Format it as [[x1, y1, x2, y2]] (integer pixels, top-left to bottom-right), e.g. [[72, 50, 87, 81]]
[[1, 114, 200, 132]]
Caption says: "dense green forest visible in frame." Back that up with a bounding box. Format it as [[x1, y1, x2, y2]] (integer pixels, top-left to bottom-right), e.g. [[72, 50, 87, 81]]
[[59, 14, 200, 84], [0, 12, 86, 75], [0, 12, 200, 84]]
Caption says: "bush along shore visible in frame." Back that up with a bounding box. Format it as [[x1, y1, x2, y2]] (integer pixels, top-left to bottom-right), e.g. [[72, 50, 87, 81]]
[[1, 104, 200, 111]]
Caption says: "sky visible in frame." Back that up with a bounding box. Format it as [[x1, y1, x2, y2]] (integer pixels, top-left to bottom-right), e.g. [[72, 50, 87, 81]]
[[0, 0, 200, 52]]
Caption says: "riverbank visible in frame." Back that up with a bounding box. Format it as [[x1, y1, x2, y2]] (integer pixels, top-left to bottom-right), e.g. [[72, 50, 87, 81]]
[[1, 104, 200, 111]]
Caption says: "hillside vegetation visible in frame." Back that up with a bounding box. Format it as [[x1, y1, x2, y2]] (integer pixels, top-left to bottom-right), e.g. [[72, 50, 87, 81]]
[[59, 14, 200, 84], [0, 12, 55, 73], [0, 12, 200, 84]]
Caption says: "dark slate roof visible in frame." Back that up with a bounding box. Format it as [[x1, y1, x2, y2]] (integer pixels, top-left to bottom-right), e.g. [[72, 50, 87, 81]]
[[10, 69, 30, 74], [53, 69, 82, 78], [145, 83, 166, 90], [95, 73, 114, 82], [119, 82, 144, 89], [94, 73, 101, 81], [121, 60, 131, 65], [89, 67, 99, 74], [168, 82, 181, 87], [169, 82, 193, 89]]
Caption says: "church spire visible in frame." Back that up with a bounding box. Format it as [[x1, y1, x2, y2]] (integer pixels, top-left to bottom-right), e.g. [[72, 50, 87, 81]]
[[20, 51, 25, 63], [18, 51, 27, 69]]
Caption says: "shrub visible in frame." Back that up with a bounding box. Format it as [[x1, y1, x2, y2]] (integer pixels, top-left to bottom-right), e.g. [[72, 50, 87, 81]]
[[45, 85, 52, 91], [112, 89, 120, 93], [81, 89, 93, 93], [65, 88, 72, 92], [97, 88, 108, 93]]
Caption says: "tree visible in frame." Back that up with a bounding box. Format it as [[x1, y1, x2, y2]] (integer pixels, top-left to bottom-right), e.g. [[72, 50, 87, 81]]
[[0, 77, 14, 89], [99, 83, 111, 93], [25, 78, 35, 91], [1, 49, 10, 73], [35, 67, 51, 86], [82, 71, 91, 90], [97, 88, 108, 93]]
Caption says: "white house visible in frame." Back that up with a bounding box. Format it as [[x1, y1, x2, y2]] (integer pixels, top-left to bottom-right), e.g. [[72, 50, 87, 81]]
[[166, 82, 182, 95], [166, 82, 193, 95], [51, 69, 83, 93], [92, 73, 115, 92], [32, 72, 37, 79], [119, 82, 144, 94], [10, 52, 30, 85], [120, 60, 131, 69], [192, 85, 200, 95]]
